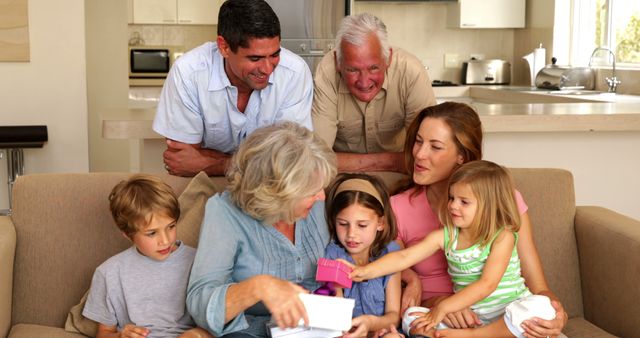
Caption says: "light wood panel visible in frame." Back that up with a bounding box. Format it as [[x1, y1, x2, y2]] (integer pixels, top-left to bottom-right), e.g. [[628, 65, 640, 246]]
[[0, 0, 30, 62]]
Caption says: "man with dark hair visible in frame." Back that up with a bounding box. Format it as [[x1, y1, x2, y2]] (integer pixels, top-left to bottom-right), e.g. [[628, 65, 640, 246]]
[[154, 0, 313, 177]]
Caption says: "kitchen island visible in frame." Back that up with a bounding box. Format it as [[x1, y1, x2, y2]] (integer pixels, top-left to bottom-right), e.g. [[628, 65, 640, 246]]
[[102, 86, 640, 220]]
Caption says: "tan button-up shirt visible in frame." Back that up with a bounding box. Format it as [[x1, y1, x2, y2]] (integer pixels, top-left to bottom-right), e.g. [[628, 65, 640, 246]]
[[312, 48, 436, 153]]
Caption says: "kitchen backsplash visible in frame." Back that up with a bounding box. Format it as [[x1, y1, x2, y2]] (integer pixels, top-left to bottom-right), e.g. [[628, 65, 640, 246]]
[[353, 2, 515, 84], [128, 24, 216, 50]]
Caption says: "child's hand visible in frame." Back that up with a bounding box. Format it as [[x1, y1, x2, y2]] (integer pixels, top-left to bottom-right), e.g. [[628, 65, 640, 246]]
[[376, 324, 405, 338], [342, 315, 372, 338], [337, 259, 370, 282], [410, 307, 445, 333], [120, 324, 149, 338]]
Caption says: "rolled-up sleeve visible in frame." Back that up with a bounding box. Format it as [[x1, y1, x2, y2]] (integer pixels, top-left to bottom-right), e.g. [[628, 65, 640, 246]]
[[311, 53, 339, 149], [186, 196, 247, 336]]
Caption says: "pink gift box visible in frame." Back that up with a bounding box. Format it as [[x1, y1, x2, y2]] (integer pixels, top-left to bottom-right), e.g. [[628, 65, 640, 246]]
[[316, 258, 352, 289]]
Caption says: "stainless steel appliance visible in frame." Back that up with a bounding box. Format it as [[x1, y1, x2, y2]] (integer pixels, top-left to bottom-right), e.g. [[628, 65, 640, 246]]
[[461, 59, 511, 85], [265, 0, 351, 74], [128, 45, 183, 86], [535, 57, 596, 90]]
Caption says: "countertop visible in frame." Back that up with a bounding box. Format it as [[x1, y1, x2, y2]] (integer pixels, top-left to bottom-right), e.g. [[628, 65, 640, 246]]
[[102, 86, 640, 139]]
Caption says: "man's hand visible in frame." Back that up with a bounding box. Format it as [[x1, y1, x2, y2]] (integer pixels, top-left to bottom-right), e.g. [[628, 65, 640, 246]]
[[400, 269, 422, 314], [163, 139, 229, 176]]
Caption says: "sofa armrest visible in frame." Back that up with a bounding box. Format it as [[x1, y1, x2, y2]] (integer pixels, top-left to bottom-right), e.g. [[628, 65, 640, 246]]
[[0, 216, 16, 338], [575, 206, 640, 338]]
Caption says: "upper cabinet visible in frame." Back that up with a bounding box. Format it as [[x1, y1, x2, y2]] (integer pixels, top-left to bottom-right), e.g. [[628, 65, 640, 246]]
[[132, 0, 220, 25], [447, 0, 525, 29], [177, 0, 219, 24]]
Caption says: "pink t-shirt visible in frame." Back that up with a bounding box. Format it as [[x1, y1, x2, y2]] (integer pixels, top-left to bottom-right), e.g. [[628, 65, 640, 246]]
[[391, 186, 528, 301]]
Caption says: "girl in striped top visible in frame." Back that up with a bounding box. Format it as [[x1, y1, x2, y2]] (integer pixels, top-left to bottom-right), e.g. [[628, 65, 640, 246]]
[[349, 160, 556, 338]]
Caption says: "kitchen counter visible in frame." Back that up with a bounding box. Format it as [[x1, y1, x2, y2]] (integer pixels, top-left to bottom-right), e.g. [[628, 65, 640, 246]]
[[102, 86, 640, 220], [103, 86, 640, 139]]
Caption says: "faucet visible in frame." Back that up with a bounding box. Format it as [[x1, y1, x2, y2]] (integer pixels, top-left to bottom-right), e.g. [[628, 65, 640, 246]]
[[589, 47, 621, 93]]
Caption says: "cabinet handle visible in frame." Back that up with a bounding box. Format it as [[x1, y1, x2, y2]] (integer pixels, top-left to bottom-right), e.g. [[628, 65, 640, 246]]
[[163, 19, 175, 23], [179, 19, 192, 23], [461, 23, 476, 27]]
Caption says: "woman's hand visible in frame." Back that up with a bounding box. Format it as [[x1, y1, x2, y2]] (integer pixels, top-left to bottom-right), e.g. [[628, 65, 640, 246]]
[[400, 269, 422, 314], [521, 300, 568, 338], [343, 315, 372, 338], [119, 324, 149, 338], [260, 276, 309, 329]]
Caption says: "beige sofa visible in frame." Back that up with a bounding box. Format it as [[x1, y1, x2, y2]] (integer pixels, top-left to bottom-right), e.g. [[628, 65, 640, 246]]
[[0, 169, 638, 338]]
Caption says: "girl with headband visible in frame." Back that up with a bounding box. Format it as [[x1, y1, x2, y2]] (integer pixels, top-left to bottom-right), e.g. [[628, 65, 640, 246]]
[[324, 173, 402, 338]]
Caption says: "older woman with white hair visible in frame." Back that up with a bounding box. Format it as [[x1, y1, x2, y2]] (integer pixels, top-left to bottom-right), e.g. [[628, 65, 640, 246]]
[[187, 122, 337, 338]]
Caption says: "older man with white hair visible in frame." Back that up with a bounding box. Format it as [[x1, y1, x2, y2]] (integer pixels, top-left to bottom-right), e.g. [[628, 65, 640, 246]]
[[312, 13, 436, 172]]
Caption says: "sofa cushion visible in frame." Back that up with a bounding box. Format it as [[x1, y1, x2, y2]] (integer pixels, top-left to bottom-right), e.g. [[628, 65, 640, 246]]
[[563, 317, 618, 338], [9, 323, 88, 338], [177, 172, 226, 248], [64, 290, 97, 337], [509, 168, 584, 319]]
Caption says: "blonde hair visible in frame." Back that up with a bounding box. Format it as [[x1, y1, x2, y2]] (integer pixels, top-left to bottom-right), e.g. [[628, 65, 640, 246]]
[[439, 160, 521, 249], [109, 174, 179, 238], [325, 173, 397, 258], [227, 122, 337, 224]]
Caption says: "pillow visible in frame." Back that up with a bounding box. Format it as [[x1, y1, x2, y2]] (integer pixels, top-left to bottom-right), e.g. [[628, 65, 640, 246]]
[[64, 290, 98, 337], [177, 171, 224, 248]]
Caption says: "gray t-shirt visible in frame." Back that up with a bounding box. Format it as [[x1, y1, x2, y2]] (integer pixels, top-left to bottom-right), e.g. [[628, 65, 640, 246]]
[[83, 241, 196, 337]]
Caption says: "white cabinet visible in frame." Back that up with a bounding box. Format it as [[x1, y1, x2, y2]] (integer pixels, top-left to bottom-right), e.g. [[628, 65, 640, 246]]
[[178, 0, 219, 24], [447, 0, 525, 29], [132, 0, 219, 25]]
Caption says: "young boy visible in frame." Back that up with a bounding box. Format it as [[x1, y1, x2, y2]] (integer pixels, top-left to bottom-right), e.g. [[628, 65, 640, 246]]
[[83, 174, 212, 338]]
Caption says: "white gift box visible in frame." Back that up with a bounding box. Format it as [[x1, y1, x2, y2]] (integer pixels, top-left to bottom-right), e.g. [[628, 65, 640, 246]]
[[268, 293, 355, 338]]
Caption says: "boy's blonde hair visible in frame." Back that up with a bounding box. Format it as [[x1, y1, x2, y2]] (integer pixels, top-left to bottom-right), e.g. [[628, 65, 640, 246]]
[[109, 174, 180, 237], [440, 160, 521, 249]]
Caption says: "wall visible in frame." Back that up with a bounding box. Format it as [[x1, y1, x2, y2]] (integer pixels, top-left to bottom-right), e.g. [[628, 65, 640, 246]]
[[512, 0, 555, 85], [0, 0, 89, 211], [485, 131, 640, 220], [85, 0, 131, 173], [353, 1, 515, 83]]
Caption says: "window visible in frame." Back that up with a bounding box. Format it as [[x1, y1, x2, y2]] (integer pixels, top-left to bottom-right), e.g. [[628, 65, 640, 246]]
[[570, 0, 640, 68]]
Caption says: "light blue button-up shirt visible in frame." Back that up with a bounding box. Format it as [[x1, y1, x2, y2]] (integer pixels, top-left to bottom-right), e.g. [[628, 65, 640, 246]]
[[187, 191, 329, 337], [153, 42, 313, 153]]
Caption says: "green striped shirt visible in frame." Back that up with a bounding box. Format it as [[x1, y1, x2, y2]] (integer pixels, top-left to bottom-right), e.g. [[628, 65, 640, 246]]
[[444, 226, 531, 320]]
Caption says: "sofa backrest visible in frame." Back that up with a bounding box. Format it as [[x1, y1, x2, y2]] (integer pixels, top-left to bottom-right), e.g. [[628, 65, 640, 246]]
[[509, 168, 583, 318], [9, 169, 584, 328], [10, 173, 192, 328]]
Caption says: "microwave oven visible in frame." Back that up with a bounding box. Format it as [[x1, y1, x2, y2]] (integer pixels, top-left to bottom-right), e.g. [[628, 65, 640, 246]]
[[129, 46, 183, 86]]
